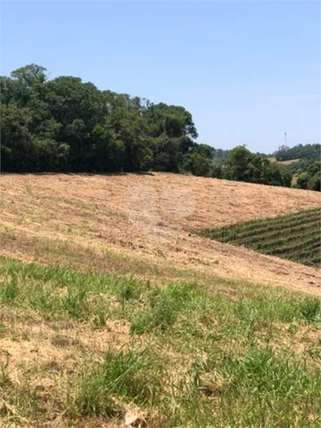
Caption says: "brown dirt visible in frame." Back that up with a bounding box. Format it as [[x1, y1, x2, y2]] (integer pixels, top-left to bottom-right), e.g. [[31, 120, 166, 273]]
[[1, 173, 320, 295], [267, 157, 301, 165]]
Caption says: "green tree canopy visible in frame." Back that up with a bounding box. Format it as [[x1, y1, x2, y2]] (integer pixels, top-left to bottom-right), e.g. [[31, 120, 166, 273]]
[[1, 64, 318, 191]]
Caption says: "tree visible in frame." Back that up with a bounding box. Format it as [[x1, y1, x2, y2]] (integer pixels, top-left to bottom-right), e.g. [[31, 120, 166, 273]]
[[297, 172, 309, 189], [224, 145, 291, 187], [183, 153, 211, 176], [1, 104, 37, 171], [225, 146, 253, 181], [11, 64, 47, 86], [308, 171, 320, 191]]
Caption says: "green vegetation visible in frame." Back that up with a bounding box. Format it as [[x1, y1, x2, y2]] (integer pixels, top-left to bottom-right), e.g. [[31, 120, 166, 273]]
[[0, 64, 211, 175], [199, 208, 321, 267], [273, 143, 320, 163], [1, 257, 320, 427], [1, 64, 303, 189], [222, 145, 292, 186], [295, 161, 320, 192], [272, 144, 321, 191]]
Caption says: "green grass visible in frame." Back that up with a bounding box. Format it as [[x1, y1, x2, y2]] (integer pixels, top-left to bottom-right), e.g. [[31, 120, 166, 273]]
[[182, 346, 320, 428], [1, 257, 320, 427], [199, 207, 321, 267], [67, 349, 163, 420]]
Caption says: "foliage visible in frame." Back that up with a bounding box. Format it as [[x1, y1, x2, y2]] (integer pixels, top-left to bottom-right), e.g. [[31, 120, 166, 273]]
[[222, 145, 292, 187], [199, 207, 321, 267], [272, 144, 320, 191], [273, 143, 320, 162], [296, 161, 321, 191], [1, 64, 200, 174], [1, 64, 318, 191]]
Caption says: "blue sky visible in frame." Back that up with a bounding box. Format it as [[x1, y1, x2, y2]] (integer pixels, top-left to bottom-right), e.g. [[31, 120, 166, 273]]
[[1, 1, 320, 153]]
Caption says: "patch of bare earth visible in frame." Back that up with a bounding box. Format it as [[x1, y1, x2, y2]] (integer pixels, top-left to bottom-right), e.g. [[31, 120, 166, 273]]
[[268, 157, 301, 165], [1, 173, 320, 295]]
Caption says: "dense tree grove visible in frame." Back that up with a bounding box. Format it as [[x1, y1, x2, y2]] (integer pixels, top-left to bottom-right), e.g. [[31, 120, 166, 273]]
[[1, 64, 205, 174], [223, 146, 292, 187], [1, 65, 318, 190], [272, 144, 320, 191]]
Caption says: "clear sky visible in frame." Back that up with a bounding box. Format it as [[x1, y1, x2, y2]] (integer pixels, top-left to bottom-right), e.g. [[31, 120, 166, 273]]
[[1, 1, 320, 153]]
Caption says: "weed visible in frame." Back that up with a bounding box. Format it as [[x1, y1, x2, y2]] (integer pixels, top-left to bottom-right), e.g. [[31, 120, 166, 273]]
[[164, 345, 321, 428], [70, 348, 163, 419], [131, 283, 206, 333], [0, 352, 11, 387], [0, 275, 18, 303], [115, 277, 143, 302]]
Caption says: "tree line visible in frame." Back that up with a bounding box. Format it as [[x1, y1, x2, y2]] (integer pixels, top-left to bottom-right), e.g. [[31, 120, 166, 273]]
[[273, 143, 320, 163], [1, 64, 316, 190], [272, 144, 320, 191]]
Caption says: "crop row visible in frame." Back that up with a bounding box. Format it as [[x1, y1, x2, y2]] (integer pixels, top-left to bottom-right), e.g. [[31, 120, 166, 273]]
[[216, 219, 320, 246], [201, 208, 320, 241], [264, 235, 320, 256], [199, 208, 321, 267], [250, 231, 320, 252], [289, 246, 320, 261]]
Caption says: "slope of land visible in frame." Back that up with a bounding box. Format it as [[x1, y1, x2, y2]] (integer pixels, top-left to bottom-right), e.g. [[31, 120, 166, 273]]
[[1, 173, 320, 295], [1, 258, 320, 428], [1, 173, 321, 428]]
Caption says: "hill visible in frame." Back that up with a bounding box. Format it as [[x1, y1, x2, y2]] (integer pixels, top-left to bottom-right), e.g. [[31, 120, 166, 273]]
[[273, 143, 320, 163], [1, 173, 320, 428], [269, 144, 321, 191], [3, 65, 318, 192], [1, 173, 320, 294]]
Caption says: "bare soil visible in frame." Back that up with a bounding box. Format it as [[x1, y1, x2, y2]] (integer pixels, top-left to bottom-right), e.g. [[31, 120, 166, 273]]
[[267, 157, 301, 165]]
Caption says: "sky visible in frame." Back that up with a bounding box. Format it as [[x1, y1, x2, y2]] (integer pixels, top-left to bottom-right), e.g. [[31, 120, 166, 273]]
[[1, 0, 320, 153]]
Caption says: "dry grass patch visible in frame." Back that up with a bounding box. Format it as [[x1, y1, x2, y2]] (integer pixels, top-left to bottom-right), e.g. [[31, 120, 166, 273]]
[[1, 173, 320, 294]]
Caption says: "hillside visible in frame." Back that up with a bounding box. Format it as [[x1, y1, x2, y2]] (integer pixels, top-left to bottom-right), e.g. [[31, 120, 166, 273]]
[[1, 173, 320, 428], [1, 173, 320, 294]]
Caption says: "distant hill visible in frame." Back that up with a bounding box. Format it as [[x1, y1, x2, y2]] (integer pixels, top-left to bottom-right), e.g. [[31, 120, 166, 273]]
[[272, 143, 320, 163]]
